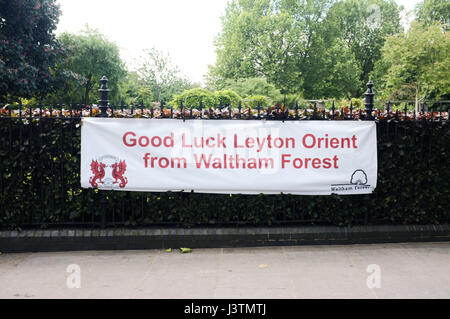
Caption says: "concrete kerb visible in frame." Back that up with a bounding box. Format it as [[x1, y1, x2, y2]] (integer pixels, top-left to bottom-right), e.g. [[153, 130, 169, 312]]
[[0, 224, 448, 253]]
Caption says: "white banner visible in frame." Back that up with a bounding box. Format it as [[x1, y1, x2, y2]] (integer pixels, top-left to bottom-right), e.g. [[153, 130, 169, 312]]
[[81, 118, 377, 195]]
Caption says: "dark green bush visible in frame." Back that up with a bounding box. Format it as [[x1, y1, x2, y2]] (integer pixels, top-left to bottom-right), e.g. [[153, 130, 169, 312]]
[[0, 117, 449, 229]]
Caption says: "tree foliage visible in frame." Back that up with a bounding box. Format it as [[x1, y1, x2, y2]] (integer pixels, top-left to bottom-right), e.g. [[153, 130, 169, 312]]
[[137, 48, 192, 103], [209, 0, 328, 94], [372, 21, 450, 108], [302, 38, 362, 98], [57, 27, 127, 105], [322, 0, 402, 95], [415, 0, 450, 27], [118, 72, 153, 106], [209, 0, 402, 99], [0, 0, 64, 102], [213, 77, 282, 101]]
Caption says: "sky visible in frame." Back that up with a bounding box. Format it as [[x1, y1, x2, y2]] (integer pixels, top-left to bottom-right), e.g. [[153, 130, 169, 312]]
[[56, 0, 422, 85]]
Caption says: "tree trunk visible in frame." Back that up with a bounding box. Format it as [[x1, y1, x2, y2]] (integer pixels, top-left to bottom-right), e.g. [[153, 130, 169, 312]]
[[84, 73, 92, 106]]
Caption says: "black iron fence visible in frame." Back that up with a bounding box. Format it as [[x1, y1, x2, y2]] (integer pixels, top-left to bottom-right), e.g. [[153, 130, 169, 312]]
[[3, 79, 449, 121], [0, 78, 449, 229]]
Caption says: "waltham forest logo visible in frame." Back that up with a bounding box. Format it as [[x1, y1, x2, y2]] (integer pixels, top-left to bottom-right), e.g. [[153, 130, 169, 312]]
[[89, 155, 128, 189], [330, 169, 371, 193]]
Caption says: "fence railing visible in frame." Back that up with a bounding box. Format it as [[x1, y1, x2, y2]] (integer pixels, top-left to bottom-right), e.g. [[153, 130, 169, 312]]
[[0, 78, 449, 230], [1, 78, 449, 121]]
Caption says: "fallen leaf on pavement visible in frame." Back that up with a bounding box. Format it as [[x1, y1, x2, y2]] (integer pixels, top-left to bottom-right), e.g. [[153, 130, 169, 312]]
[[258, 264, 268, 268]]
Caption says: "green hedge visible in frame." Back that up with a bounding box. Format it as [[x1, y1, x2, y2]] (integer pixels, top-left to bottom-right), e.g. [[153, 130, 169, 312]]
[[0, 117, 449, 229]]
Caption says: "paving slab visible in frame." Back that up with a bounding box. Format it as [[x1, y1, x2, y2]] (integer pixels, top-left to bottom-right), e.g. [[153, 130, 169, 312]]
[[0, 242, 448, 299]]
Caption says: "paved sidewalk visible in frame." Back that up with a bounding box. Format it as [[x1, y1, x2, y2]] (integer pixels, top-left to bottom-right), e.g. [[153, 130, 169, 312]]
[[0, 242, 448, 299]]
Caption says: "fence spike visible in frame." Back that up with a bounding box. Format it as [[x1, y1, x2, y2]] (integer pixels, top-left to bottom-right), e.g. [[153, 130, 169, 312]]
[[350, 100, 353, 120]]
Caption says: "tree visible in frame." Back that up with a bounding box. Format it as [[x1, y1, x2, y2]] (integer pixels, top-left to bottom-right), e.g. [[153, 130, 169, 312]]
[[372, 21, 450, 110], [415, 0, 450, 27], [209, 0, 401, 98], [0, 0, 64, 102], [209, 0, 333, 94], [118, 72, 153, 106], [58, 27, 127, 105], [322, 0, 403, 96], [302, 38, 362, 99], [137, 48, 192, 103]]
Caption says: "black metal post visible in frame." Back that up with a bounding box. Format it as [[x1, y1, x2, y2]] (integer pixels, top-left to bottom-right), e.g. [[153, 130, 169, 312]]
[[98, 76, 109, 228], [363, 80, 375, 222], [98, 76, 109, 117], [365, 80, 374, 120]]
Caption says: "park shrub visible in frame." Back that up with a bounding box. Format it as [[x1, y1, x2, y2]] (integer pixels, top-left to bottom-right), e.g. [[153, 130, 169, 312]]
[[215, 90, 242, 107], [170, 88, 218, 109], [243, 95, 271, 108], [351, 98, 363, 109], [284, 94, 305, 108]]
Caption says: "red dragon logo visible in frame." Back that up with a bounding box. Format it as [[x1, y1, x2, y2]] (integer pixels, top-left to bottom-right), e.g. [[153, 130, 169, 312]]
[[111, 161, 128, 188], [89, 160, 106, 187], [89, 157, 128, 189]]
